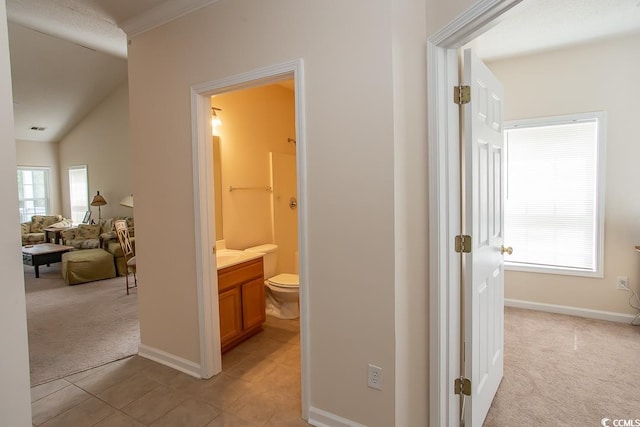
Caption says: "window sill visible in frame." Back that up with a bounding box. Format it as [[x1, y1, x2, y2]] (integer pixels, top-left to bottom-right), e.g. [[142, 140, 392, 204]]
[[505, 262, 603, 279]]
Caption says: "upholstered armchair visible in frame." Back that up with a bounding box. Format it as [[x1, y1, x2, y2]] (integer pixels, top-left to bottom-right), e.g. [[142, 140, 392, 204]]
[[20, 215, 68, 245]]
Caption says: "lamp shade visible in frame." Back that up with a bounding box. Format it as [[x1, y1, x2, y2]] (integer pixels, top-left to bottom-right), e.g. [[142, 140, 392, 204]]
[[90, 191, 107, 206], [120, 195, 134, 208]]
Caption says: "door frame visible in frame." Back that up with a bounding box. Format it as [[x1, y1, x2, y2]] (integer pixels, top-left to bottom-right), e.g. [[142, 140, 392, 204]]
[[427, 1, 522, 425], [190, 59, 310, 418]]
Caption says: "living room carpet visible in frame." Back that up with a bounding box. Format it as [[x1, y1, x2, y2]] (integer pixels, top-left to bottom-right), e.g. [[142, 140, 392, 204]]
[[24, 263, 139, 386]]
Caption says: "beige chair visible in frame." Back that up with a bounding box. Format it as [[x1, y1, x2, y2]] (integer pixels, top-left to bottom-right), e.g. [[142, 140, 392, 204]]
[[115, 220, 137, 294]]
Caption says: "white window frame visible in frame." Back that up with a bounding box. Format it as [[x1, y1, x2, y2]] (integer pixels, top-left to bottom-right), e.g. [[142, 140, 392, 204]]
[[68, 165, 89, 224], [17, 166, 51, 223], [504, 111, 607, 278]]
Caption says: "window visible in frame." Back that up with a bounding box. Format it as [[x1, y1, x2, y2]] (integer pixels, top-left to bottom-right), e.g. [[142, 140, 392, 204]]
[[17, 167, 50, 223], [504, 112, 606, 277], [69, 165, 89, 224]]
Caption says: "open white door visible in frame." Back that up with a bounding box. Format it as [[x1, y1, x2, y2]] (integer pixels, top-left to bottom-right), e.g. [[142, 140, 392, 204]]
[[462, 48, 505, 426]]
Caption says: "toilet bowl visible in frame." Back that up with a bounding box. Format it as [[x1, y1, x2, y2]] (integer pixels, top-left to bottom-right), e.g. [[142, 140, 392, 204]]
[[244, 244, 300, 319]]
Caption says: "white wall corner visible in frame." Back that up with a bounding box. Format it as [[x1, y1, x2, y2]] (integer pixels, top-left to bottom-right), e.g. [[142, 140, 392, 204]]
[[138, 343, 202, 379], [120, 0, 220, 38]]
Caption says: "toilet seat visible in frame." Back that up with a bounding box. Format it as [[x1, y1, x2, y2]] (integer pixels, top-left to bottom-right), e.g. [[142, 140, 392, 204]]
[[267, 273, 299, 288]]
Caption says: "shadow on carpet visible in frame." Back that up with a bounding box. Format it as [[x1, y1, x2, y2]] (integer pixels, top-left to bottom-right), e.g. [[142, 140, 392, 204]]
[[24, 264, 139, 386]]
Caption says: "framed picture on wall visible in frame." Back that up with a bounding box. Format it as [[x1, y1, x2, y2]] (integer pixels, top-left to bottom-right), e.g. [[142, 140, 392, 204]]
[[82, 211, 91, 224]]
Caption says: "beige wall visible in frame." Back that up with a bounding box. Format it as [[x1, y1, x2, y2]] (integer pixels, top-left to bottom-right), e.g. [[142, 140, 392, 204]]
[[58, 81, 133, 220], [489, 33, 640, 315], [128, 0, 400, 424], [15, 139, 62, 216], [213, 84, 297, 273], [0, 0, 33, 423]]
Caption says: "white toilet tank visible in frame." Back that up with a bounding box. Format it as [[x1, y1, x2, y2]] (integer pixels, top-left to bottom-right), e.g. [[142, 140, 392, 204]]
[[244, 244, 278, 279]]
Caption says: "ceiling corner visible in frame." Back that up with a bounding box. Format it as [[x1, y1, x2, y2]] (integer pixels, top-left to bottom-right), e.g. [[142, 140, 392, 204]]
[[120, 0, 219, 38]]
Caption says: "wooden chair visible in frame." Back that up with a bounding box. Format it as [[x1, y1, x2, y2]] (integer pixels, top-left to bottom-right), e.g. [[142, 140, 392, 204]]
[[115, 220, 136, 294]]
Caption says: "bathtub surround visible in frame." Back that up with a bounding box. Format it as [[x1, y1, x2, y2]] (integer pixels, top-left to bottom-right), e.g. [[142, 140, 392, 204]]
[[213, 84, 298, 277]]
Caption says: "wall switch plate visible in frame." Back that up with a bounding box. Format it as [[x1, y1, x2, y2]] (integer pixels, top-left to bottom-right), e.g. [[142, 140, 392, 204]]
[[368, 364, 383, 390], [616, 276, 629, 290]]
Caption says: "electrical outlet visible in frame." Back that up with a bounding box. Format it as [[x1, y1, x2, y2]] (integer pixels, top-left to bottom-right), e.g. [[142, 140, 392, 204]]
[[616, 276, 629, 290], [368, 364, 383, 390]]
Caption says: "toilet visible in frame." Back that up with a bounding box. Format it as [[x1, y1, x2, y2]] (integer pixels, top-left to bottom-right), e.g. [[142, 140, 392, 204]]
[[244, 244, 300, 319]]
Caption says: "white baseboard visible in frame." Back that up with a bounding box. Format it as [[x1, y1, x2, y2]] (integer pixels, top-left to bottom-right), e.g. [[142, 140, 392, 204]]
[[138, 343, 202, 379], [307, 407, 366, 427], [505, 298, 636, 324]]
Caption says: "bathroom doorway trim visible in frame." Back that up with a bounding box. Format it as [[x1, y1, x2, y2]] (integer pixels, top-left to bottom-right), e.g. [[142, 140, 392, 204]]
[[190, 59, 309, 417], [427, 0, 521, 425]]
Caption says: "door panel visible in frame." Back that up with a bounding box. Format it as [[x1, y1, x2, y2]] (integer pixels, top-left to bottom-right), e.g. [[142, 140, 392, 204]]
[[463, 48, 505, 426]]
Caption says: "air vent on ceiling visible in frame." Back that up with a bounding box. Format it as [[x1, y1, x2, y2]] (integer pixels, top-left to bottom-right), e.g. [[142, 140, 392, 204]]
[[30, 126, 46, 131]]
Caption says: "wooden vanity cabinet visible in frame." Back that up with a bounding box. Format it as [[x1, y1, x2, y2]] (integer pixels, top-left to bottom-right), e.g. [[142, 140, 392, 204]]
[[218, 257, 266, 353]]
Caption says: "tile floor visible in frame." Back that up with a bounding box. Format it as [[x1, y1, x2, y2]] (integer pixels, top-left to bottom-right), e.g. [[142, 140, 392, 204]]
[[31, 317, 308, 426]]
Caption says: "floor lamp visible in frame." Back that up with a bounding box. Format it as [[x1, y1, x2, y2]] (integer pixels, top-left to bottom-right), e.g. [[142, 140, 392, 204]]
[[91, 191, 107, 221]]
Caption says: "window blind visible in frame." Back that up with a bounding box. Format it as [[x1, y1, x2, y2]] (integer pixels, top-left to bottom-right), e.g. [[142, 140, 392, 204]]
[[69, 166, 88, 224], [505, 119, 599, 271]]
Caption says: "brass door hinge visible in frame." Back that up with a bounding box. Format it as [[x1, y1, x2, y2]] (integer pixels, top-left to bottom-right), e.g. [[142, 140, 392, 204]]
[[454, 85, 471, 105], [455, 235, 472, 253], [454, 377, 471, 396]]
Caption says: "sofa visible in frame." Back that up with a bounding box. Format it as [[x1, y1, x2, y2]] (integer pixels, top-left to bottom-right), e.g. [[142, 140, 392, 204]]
[[61, 217, 134, 276], [20, 215, 72, 246]]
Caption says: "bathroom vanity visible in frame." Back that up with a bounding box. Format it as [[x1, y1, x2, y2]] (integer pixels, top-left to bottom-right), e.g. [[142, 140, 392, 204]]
[[218, 256, 266, 353]]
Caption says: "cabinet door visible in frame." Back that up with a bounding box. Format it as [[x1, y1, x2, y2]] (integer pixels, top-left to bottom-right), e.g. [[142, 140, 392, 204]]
[[219, 287, 242, 345], [242, 278, 266, 330]]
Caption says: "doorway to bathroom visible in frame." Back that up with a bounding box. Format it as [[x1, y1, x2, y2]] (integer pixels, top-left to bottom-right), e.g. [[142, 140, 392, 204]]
[[190, 60, 309, 418]]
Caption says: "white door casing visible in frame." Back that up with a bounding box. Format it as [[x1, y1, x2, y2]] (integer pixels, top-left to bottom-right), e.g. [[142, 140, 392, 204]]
[[462, 48, 505, 426]]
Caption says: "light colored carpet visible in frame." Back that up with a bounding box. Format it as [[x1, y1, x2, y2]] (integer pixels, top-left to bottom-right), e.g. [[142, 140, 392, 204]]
[[484, 307, 640, 426], [24, 263, 139, 386]]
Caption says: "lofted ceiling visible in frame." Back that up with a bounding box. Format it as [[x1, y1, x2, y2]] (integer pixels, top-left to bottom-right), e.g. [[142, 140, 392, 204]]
[[7, 0, 640, 143], [7, 0, 217, 143]]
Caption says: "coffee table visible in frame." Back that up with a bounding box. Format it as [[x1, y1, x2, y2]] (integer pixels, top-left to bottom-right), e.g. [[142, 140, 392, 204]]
[[22, 243, 74, 278]]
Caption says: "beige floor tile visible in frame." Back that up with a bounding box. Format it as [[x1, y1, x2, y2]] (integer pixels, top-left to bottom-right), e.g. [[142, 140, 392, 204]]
[[31, 379, 71, 403], [196, 374, 252, 410], [70, 360, 143, 395], [261, 327, 299, 345], [39, 397, 116, 427], [97, 372, 161, 409], [32, 384, 91, 425], [256, 365, 301, 399], [166, 371, 216, 396], [250, 338, 290, 361], [225, 355, 277, 384], [122, 385, 187, 424], [139, 361, 182, 386], [32, 318, 302, 427], [93, 411, 146, 427], [150, 398, 221, 427], [225, 388, 279, 426], [64, 362, 119, 384], [206, 411, 260, 427], [119, 356, 160, 372], [232, 334, 268, 354], [264, 412, 310, 427], [274, 346, 301, 371], [221, 348, 251, 371]]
